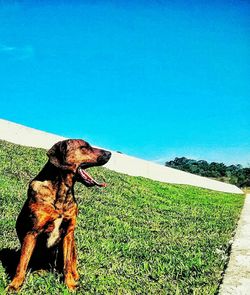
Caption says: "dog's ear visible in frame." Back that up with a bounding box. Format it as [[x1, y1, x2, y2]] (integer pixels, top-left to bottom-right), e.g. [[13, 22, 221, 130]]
[[47, 140, 75, 171]]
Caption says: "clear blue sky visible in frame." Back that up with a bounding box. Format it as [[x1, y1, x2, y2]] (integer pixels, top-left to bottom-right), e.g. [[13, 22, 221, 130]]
[[0, 1, 249, 166]]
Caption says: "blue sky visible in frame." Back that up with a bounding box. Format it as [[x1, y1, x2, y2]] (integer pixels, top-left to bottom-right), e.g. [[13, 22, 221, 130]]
[[0, 1, 249, 165]]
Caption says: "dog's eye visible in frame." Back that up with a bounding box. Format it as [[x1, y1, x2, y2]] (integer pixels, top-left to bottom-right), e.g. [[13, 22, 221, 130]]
[[80, 144, 91, 150], [80, 143, 93, 152]]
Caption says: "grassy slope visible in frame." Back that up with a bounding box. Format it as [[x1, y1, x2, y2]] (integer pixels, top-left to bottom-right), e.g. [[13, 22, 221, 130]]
[[0, 140, 245, 294]]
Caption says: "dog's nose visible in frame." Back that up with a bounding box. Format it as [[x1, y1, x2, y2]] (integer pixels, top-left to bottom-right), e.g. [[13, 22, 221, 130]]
[[103, 150, 111, 160], [97, 150, 111, 165]]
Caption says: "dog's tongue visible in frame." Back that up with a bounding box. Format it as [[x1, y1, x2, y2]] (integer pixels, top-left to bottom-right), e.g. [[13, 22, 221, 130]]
[[78, 168, 106, 187]]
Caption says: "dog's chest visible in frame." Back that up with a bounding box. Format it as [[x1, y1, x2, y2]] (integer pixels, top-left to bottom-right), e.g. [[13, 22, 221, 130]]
[[46, 217, 63, 248], [45, 206, 77, 248], [55, 185, 75, 210]]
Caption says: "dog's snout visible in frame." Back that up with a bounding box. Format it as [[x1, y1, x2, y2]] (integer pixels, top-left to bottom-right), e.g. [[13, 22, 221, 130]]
[[103, 150, 111, 160], [97, 150, 111, 165]]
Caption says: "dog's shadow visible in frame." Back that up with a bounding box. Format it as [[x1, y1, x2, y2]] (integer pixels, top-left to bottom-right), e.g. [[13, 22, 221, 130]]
[[0, 248, 20, 279], [0, 246, 64, 280]]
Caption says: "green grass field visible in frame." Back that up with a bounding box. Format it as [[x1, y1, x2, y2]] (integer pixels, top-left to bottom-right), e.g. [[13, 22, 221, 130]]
[[0, 140, 245, 294]]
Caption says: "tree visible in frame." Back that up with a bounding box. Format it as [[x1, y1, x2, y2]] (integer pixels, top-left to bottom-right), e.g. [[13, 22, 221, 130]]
[[165, 157, 248, 187]]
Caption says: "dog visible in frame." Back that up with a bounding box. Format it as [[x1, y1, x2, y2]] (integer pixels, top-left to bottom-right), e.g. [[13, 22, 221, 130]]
[[8, 139, 111, 291]]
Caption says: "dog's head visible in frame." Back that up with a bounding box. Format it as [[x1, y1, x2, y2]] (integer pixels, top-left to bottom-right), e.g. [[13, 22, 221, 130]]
[[47, 139, 111, 187]]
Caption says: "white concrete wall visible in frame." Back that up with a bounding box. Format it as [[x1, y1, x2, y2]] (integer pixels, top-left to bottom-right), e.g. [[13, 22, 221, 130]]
[[0, 119, 243, 194], [0, 119, 65, 149]]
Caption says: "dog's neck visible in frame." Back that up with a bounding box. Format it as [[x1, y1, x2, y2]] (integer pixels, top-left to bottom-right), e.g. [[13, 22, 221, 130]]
[[33, 161, 76, 209], [35, 161, 75, 185]]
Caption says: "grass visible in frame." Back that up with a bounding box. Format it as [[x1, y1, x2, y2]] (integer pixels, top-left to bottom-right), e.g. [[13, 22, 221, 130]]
[[0, 140, 245, 294]]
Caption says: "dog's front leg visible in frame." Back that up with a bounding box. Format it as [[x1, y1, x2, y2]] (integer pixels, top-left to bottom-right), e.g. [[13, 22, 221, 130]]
[[63, 217, 77, 290], [8, 232, 38, 291], [71, 237, 79, 281]]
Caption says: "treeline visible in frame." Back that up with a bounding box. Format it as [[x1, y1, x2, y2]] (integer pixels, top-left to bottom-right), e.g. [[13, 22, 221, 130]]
[[165, 157, 250, 188]]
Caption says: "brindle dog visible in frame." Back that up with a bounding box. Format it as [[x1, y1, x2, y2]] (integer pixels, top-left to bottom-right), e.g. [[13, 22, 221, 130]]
[[8, 139, 111, 291]]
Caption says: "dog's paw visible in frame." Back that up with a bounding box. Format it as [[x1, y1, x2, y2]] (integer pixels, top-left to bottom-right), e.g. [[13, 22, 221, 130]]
[[6, 283, 21, 293], [65, 273, 78, 291], [72, 270, 80, 281], [7, 276, 25, 293]]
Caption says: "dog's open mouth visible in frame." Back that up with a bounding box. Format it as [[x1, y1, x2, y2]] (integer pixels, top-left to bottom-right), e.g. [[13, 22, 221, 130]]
[[77, 167, 106, 187]]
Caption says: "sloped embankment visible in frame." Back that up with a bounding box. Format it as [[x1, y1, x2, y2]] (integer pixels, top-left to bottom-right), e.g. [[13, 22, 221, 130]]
[[0, 140, 245, 294]]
